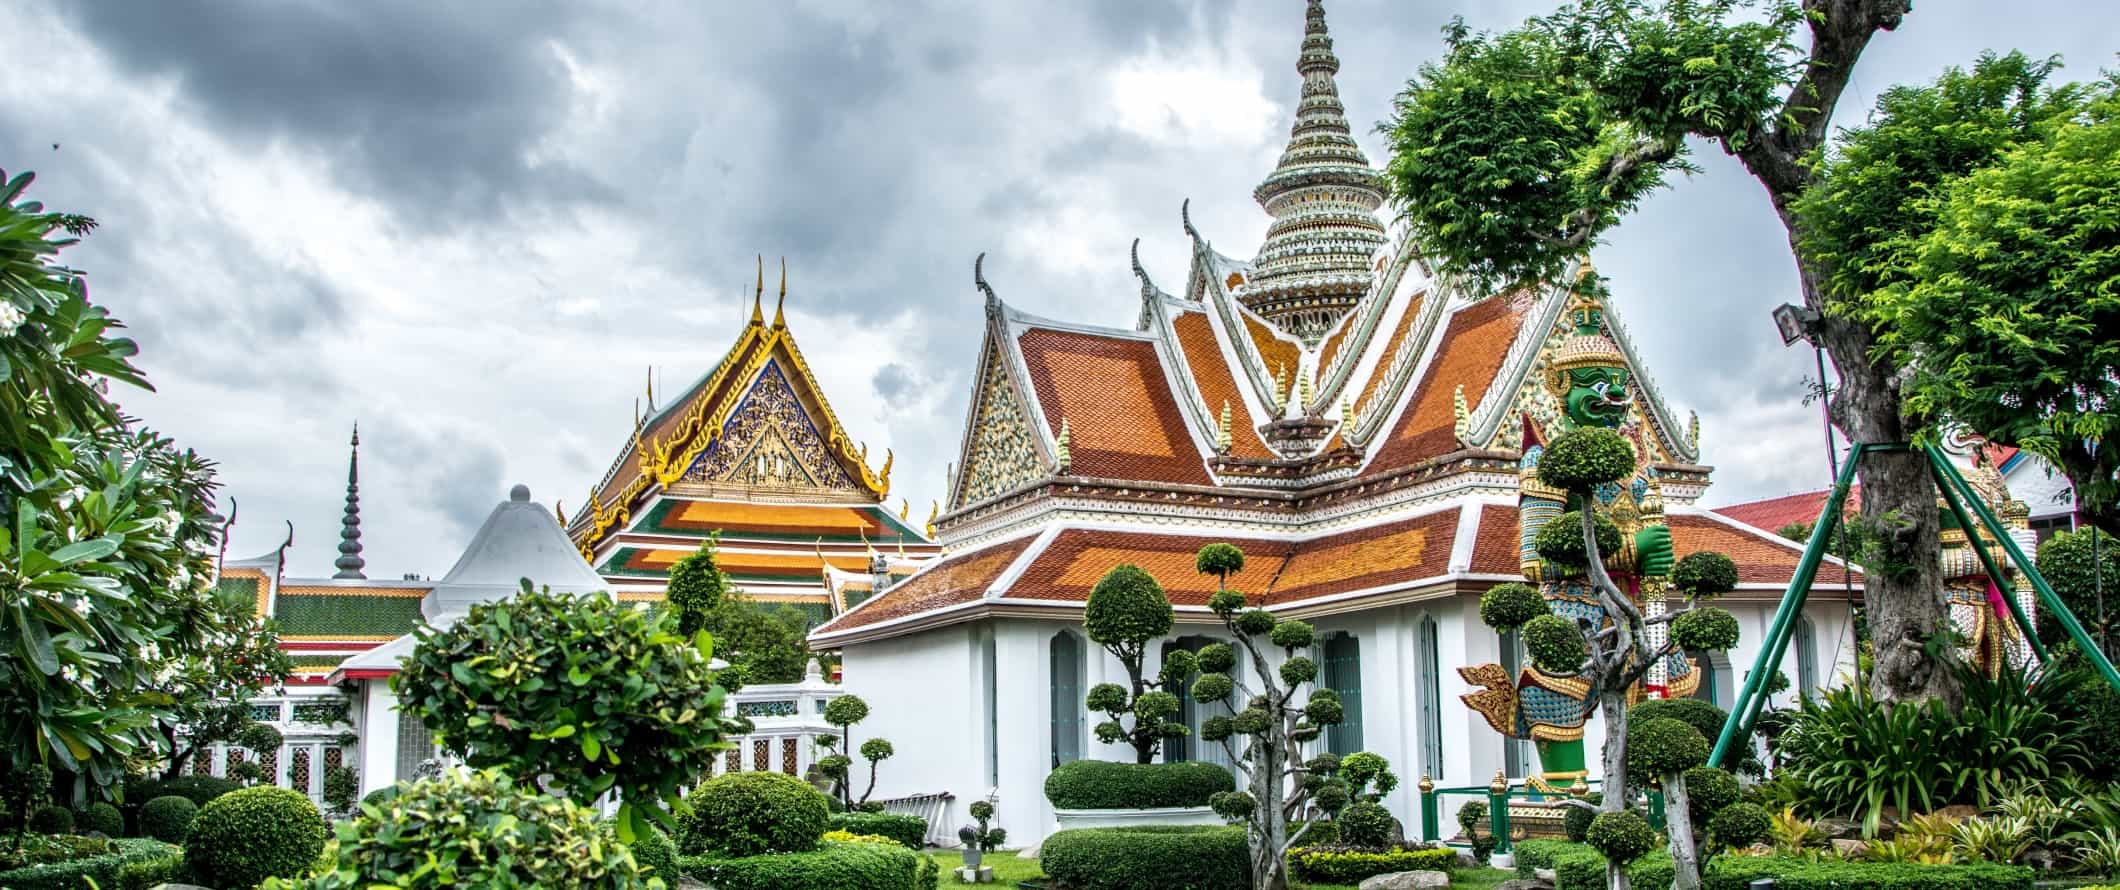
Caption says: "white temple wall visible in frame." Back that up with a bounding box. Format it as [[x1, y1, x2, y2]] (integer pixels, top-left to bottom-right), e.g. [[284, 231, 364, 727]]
[[839, 623, 984, 836], [357, 682, 400, 797]]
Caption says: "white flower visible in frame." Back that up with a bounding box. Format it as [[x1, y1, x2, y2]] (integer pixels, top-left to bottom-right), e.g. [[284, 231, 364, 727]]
[[0, 301, 24, 334]]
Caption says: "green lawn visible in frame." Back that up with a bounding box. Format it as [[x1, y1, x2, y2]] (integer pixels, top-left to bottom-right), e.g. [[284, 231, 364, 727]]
[[942, 851, 1518, 888]]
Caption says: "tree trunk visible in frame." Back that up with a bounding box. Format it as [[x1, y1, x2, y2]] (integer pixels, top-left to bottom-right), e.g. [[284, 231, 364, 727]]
[[1664, 772, 1701, 890], [1251, 738, 1291, 890], [1600, 690, 1632, 890]]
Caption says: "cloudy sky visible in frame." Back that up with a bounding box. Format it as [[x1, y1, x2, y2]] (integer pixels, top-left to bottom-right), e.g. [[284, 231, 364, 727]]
[[3, 1, 2114, 579]]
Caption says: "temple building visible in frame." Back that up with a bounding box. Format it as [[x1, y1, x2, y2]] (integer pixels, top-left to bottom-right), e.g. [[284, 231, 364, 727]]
[[565, 261, 939, 624], [811, 0, 1861, 846]]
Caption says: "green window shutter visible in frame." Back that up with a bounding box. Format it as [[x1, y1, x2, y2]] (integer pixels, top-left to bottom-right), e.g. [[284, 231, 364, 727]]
[[1416, 615, 1443, 779], [1051, 632, 1084, 769], [1323, 634, 1364, 755]]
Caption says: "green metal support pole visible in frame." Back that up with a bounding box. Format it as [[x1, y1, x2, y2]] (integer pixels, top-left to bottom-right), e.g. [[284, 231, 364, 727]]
[[1488, 772, 1512, 854], [1927, 444, 2120, 695], [1708, 443, 1868, 769], [1420, 777, 1439, 843], [1926, 449, 2050, 662]]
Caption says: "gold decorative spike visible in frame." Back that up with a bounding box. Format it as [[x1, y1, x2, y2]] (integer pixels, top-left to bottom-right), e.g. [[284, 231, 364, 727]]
[[899, 498, 909, 520], [1274, 363, 1289, 407], [1569, 775, 1591, 798], [927, 500, 940, 538], [646, 367, 656, 413], [774, 257, 788, 328], [752, 255, 765, 325], [1215, 400, 1233, 454], [859, 441, 869, 464], [555, 499, 566, 526], [1418, 773, 1435, 795], [1453, 384, 1471, 442], [1055, 417, 1073, 471], [1688, 410, 1701, 451], [859, 526, 876, 559], [1297, 368, 1313, 408], [878, 449, 893, 498]]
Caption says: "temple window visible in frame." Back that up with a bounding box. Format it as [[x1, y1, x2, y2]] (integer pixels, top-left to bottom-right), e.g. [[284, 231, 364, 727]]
[[1793, 615, 1819, 698], [394, 709, 435, 782], [981, 631, 999, 787], [1321, 633, 1364, 756], [1050, 630, 1086, 769], [1415, 615, 1444, 779]]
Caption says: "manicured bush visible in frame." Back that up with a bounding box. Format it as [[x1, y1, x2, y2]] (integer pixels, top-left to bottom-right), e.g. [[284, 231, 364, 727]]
[[1480, 582, 1548, 629], [1539, 428, 1637, 491], [1513, 838, 1577, 877], [627, 826, 678, 882], [1041, 760, 1234, 809], [1337, 801, 1395, 849], [1563, 793, 1603, 842], [681, 770, 831, 858], [1548, 844, 1675, 890], [1672, 551, 1739, 598], [1701, 856, 2034, 890], [1671, 607, 1741, 652], [138, 795, 197, 844], [1628, 717, 1709, 778], [681, 840, 921, 890], [122, 774, 242, 830], [830, 812, 927, 850], [1685, 767, 1740, 823], [1289, 820, 1338, 847], [75, 801, 122, 837], [1523, 613, 1588, 674], [185, 785, 329, 890], [1587, 809, 1657, 865], [1708, 802, 1771, 849], [1289, 845, 1454, 884], [1535, 510, 1624, 570], [267, 768, 651, 890], [1039, 825, 1249, 890], [1629, 697, 1760, 776], [29, 804, 72, 834], [0, 838, 182, 890]]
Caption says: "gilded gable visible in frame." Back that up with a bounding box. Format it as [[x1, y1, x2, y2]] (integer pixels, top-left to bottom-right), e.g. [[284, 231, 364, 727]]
[[684, 360, 859, 491]]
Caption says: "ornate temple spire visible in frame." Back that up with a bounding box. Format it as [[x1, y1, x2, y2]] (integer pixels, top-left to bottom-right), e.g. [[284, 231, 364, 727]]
[[751, 255, 765, 326], [1237, 0, 1388, 344], [773, 257, 788, 328], [332, 424, 366, 579]]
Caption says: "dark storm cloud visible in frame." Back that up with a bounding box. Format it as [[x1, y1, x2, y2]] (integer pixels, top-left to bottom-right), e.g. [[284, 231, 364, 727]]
[[54, 0, 610, 216]]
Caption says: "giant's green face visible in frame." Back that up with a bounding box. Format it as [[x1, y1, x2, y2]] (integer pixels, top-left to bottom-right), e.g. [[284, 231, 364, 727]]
[[1564, 365, 1631, 428]]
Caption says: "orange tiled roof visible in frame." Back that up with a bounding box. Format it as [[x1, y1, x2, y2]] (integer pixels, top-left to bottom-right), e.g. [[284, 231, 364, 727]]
[[1317, 316, 1352, 380], [614, 547, 874, 577], [1016, 327, 1212, 486], [1351, 292, 1425, 418], [1710, 487, 1859, 534], [1242, 313, 1301, 390], [1470, 504, 1522, 574], [1172, 311, 1271, 459], [1670, 512, 1860, 586], [816, 536, 1037, 632], [1365, 298, 1525, 475]]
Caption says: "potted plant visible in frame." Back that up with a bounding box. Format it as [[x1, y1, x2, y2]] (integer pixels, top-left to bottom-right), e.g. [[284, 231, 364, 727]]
[[956, 800, 1006, 882]]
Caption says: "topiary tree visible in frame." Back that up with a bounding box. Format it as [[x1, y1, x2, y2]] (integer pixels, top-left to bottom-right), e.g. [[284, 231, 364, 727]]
[[958, 799, 1007, 853], [1708, 801, 1772, 851], [857, 737, 894, 806], [322, 764, 359, 818], [679, 770, 831, 858], [265, 768, 653, 890], [1586, 809, 1658, 871], [666, 535, 731, 637], [75, 800, 121, 837], [1187, 544, 1346, 890], [823, 694, 870, 808], [138, 795, 196, 844], [1479, 582, 1548, 630], [1082, 563, 1190, 764], [1626, 717, 1711, 885], [187, 785, 329, 889], [1337, 801, 1394, 850], [393, 582, 743, 841], [27, 804, 70, 835]]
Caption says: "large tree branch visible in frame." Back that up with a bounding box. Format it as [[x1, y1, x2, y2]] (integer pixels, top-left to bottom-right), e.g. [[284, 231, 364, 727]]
[[1738, 0, 1911, 214]]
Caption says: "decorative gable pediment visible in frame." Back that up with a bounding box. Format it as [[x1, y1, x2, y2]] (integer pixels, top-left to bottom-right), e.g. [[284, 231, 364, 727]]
[[953, 342, 1045, 509], [684, 360, 860, 492]]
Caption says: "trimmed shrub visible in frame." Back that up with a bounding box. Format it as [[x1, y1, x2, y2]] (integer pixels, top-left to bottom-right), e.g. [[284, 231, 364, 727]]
[[1685, 767, 1740, 823], [270, 768, 650, 890], [76, 801, 122, 837], [1040, 825, 1249, 890], [1563, 792, 1603, 843], [1671, 607, 1741, 653], [1626, 717, 1709, 778], [186, 785, 329, 889], [680, 840, 921, 890], [1708, 802, 1771, 850], [829, 812, 927, 850], [122, 775, 241, 830], [0, 838, 182, 890], [628, 827, 678, 882], [1338, 801, 1395, 849], [1479, 582, 1548, 630], [29, 805, 72, 834], [1539, 428, 1637, 491], [1289, 845, 1455, 884], [1289, 819, 1338, 848], [681, 770, 831, 858], [138, 796, 197, 844], [1587, 810, 1657, 865], [1673, 551, 1739, 598], [1513, 838, 1576, 876], [1523, 613, 1588, 675], [1702, 856, 2034, 890], [1535, 510, 1625, 570], [1042, 760, 1235, 809], [1549, 844, 1675, 890]]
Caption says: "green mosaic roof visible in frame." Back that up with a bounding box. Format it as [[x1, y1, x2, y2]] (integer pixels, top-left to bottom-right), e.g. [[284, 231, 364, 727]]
[[274, 592, 425, 638], [217, 575, 261, 618]]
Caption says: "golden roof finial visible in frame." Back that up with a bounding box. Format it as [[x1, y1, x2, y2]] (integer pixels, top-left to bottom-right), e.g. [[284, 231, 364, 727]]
[[646, 366, 656, 413], [878, 448, 893, 496], [774, 257, 788, 328], [898, 498, 910, 520], [927, 500, 940, 538], [1215, 400, 1233, 454], [752, 255, 765, 325], [555, 499, 566, 526]]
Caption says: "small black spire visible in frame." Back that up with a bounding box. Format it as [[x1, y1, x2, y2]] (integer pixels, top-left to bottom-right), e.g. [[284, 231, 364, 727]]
[[332, 423, 366, 579]]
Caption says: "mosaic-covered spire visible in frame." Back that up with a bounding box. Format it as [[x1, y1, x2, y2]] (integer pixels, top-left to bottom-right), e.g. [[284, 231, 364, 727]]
[[332, 424, 366, 579], [1237, 0, 1388, 344]]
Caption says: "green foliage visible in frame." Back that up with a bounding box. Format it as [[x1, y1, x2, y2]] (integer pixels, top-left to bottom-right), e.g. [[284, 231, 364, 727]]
[[1084, 564, 1175, 648], [123, 775, 239, 811], [627, 826, 678, 882], [1672, 551, 1739, 599], [1197, 643, 1236, 674], [1278, 656, 1318, 687], [1480, 582, 1548, 630], [1685, 768, 1740, 824], [1588, 809, 1658, 865], [1207, 589, 1245, 616], [1795, 54, 2120, 525], [1194, 543, 1245, 581], [1040, 760, 1234, 810], [666, 536, 731, 636], [829, 813, 926, 850], [0, 837, 181, 890], [1287, 845, 1455, 884], [1709, 802, 1771, 850], [1338, 752, 1398, 801], [2037, 530, 2120, 651], [1629, 698, 1759, 777], [185, 785, 328, 889], [1701, 855, 2034, 890], [137, 796, 195, 844], [1523, 613, 1588, 675], [681, 770, 831, 858], [1190, 672, 1235, 704], [393, 583, 741, 839], [1338, 801, 1395, 849], [1269, 620, 1314, 650], [321, 764, 358, 817], [75, 801, 121, 837], [698, 594, 816, 686], [267, 769, 650, 890], [1564, 793, 1603, 843], [1546, 843, 1675, 890], [680, 839, 922, 890], [1082, 564, 1181, 763], [826, 694, 871, 729], [1535, 510, 1624, 572], [1039, 825, 1250, 890], [1628, 717, 1709, 777], [1671, 607, 1741, 653], [1776, 661, 2092, 835], [1457, 800, 1489, 838], [237, 722, 284, 755], [1233, 609, 1276, 637], [860, 738, 893, 762], [1208, 790, 1255, 822], [27, 805, 70, 835], [1541, 428, 1638, 492]]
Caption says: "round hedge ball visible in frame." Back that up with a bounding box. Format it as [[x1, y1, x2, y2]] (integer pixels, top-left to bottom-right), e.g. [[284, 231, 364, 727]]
[[1270, 620, 1315, 650], [1538, 428, 1637, 492], [1192, 672, 1236, 704], [1564, 792, 1603, 843], [1234, 609, 1277, 637], [1672, 551, 1739, 598], [76, 801, 122, 837], [139, 795, 198, 844], [1195, 543, 1246, 579], [1479, 582, 1548, 629], [824, 694, 870, 728], [1207, 589, 1246, 616], [1279, 656, 1319, 687], [1586, 809, 1658, 865], [681, 770, 830, 857], [1086, 564, 1175, 645], [1626, 717, 1710, 777], [1671, 607, 1741, 653], [1210, 790, 1257, 821], [1338, 801, 1395, 849], [185, 786, 329, 889], [628, 826, 679, 881], [1522, 614, 1588, 675], [1684, 767, 1740, 824], [1709, 801, 1772, 850], [1535, 511, 1625, 570], [1197, 643, 1237, 674], [28, 804, 72, 834]]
